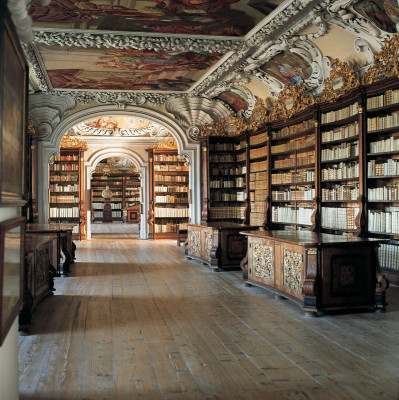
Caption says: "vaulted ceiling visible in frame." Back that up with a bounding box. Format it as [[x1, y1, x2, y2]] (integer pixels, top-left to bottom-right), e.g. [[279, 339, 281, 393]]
[[8, 0, 399, 139]]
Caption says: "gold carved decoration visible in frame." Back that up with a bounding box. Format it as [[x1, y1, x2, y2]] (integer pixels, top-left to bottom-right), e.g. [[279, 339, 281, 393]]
[[270, 84, 315, 122], [200, 114, 248, 137], [283, 249, 303, 293], [247, 98, 269, 132], [60, 134, 88, 151], [319, 59, 360, 103], [147, 138, 177, 150], [28, 120, 40, 138], [362, 34, 399, 85], [126, 165, 138, 174], [93, 163, 120, 176], [251, 243, 274, 281]]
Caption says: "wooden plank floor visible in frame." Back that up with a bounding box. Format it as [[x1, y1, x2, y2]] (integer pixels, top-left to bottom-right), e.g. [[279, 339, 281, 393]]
[[19, 238, 399, 400]]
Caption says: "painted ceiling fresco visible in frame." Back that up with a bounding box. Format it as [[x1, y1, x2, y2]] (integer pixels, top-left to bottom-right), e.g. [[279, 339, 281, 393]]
[[28, 0, 279, 37], [39, 45, 222, 91], [217, 91, 248, 113]]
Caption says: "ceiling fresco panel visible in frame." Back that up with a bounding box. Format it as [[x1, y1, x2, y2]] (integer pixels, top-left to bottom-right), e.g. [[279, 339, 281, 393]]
[[28, 0, 279, 37], [38, 44, 223, 91]]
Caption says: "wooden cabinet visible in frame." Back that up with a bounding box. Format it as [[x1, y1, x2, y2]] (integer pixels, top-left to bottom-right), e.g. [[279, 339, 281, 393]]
[[146, 147, 190, 239], [48, 142, 86, 239], [241, 230, 386, 314], [19, 234, 56, 330], [186, 222, 258, 270]]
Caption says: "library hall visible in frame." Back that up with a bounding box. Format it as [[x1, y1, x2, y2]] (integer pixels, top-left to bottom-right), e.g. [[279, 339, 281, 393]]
[[1, 0, 399, 399]]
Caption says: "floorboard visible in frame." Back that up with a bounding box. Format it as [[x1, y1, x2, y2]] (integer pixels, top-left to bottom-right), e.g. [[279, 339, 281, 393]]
[[18, 238, 399, 400]]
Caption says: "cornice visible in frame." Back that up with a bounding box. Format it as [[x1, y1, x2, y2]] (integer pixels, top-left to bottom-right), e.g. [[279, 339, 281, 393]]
[[32, 30, 245, 54], [22, 43, 50, 91]]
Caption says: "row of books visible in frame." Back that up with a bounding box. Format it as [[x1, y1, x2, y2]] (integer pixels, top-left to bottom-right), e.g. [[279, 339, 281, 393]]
[[321, 162, 359, 180], [50, 174, 78, 182], [210, 166, 247, 176], [271, 135, 314, 154], [209, 154, 235, 163], [92, 190, 123, 196], [250, 213, 265, 226], [154, 223, 180, 233], [154, 185, 188, 192], [209, 143, 234, 151], [368, 184, 399, 201], [155, 195, 188, 204], [234, 141, 247, 151], [154, 165, 189, 172], [49, 195, 78, 204], [211, 191, 246, 202], [321, 102, 358, 124], [271, 119, 316, 140], [321, 122, 359, 142], [249, 132, 268, 146], [251, 189, 267, 202], [154, 155, 185, 162], [377, 243, 399, 271], [367, 89, 399, 109], [368, 159, 399, 176], [250, 160, 267, 172], [250, 171, 268, 181], [154, 207, 190, 218], [236, 153, 247, 162], [210, 206, 246, 220], [322, 184, 359, 201], [52, 154, 79, 161], [271, 170, 315, 184], [250, 201, 266, 213], [249, 180, 267, 190], [273, 152, 315, 169], [271, 206, 313, 225], [49, 164, 79, 171], [49, 207, 80, 218], [367, 111, 399, 131], [250, 146, 267, 160], [321, 141, 359, 161], [368, 207, 399, 234], [93, 211, 103, 218], [50, 184, 79, 192], [210, 178, 245, 188], [154, 174, 187, 182], [321, 207, 359, 230], [369, 136, 399, 154], [272, 187, 315, 201]]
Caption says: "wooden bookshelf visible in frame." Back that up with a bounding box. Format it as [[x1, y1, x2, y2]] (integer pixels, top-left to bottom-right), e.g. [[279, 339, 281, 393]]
[[48, 144, 86, 239], [90, 163, 141, 223], [146, 145, 190, 239]]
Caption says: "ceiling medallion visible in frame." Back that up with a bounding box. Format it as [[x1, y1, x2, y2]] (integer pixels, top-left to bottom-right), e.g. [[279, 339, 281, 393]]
[[60, 134, 88, 151], [270, 84, 315, 122], [147, 139, 177, 150], [362, 33, 399, 86], [319, 58, 360, 103]]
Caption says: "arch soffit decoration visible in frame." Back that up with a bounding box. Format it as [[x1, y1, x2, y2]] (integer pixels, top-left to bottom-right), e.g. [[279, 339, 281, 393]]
[[49, 104, 195, 156]]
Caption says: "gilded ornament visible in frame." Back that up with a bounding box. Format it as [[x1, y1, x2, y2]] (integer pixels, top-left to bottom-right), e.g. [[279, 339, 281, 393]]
[[200, 115, 248, 137], [93, 163, 120, 176], [247, 98, 269, 132], [147, 139, 177, 150], [269, 85, 315, 122], [362, 34, 399, 85], [319, 59, 360, 103], [60, 134, 88, 151]]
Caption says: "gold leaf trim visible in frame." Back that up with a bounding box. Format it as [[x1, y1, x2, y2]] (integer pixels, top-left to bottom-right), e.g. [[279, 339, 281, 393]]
[[60, 134, 88, 150], [200, 114, 248, 137], [147, 139, 177, 149], [247, 98, 269, 132], [362, 34, 399, 85], [93, 163, 120, 176], [270, 84, 315, 122], [319, 59, 360, 103]]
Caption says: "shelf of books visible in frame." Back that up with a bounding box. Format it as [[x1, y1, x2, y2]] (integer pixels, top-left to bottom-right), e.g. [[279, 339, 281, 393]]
[[319, 97, 362, 234], [90, 163, 141, 223], [365, 77, 399, 282], [48, 144, 86, 239], [269, 114, 317, 231], [147, 144, 190, 239], [207, 136, 247, 223], [249, 128, 268, 227]]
